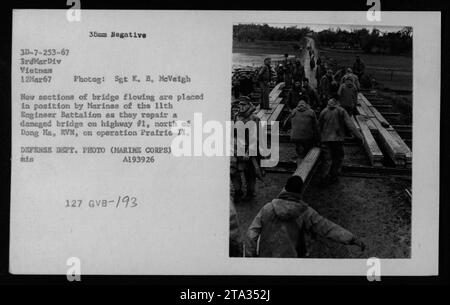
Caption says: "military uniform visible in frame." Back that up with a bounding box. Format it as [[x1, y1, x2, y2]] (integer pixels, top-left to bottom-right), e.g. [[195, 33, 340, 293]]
[[231, 99, 261, 201]]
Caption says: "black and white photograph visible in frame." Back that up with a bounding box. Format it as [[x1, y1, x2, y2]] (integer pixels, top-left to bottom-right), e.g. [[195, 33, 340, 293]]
[[230, 23, 413, 258], [1, 1, 446, 292]]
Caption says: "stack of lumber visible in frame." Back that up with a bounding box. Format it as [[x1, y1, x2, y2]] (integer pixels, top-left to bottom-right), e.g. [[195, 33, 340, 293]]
[[232, 67, 257, 81], [356, 97, 377, 131], [353, 93, 412, 168], [387, 127, 412, 165], [355, 115, 383, 167]]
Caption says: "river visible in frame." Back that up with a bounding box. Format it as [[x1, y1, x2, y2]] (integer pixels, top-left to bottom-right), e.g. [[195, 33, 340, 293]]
[[232, 53, 288, 69]]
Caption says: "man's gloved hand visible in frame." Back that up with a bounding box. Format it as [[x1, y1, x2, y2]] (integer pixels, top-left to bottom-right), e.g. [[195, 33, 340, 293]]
[[352, 237, 366, 252]]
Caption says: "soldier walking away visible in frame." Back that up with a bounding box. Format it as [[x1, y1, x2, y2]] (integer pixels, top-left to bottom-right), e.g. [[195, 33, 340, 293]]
[[315, 60, 325, 86], [292, 58, 305, 83], [333, 67, 346, 85], [352, 55, 365, 80], [257, 57, 273, 110], [337, 78, 358, 115], [231, 97, 263, 202], [318, 98, 364, 184], [302, 78, 320, 110], [245, 176, 366, 258], [318, 69, 336, 109], [282, 54, 293, 88], [285, 100, 319, 160], [341, 68, 360, 91], [286, 81, 308, 110]]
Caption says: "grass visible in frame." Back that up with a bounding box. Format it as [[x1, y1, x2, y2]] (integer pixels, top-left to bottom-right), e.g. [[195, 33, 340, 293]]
[[233, 39, 304, 55], [318, 48, 412, 91]]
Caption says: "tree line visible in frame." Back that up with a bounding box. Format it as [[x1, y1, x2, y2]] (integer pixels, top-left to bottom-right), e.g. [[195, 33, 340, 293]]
[[233, 24, 311, 42], [316, 27, 412, 55], [233, 24, 412, 56]]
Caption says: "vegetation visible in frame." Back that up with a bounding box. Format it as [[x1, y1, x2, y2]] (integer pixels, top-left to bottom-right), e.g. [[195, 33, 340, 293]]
[[232, 24, 412, 56], [316, 27, 412, 55], [233, 24, 311, 42]]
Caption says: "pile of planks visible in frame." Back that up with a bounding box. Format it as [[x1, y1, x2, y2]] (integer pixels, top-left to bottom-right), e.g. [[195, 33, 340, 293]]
[[355, 93, 412, 168], [254, 82, 285, 126], [232, 67, 257, 81], [355, 115, 383, 167]]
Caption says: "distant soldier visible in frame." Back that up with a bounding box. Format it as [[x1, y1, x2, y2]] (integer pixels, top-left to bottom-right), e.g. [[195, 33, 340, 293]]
[[257, 57, 273, 110], [302, 78, 320, 110], [315, 60, 325, 86], [318, 98, 364, 184], [276, 64, 284, 84], [231, 97, 262, 202], [341, 68, 360, 91], [286, 81, 308, 110], [282, 54, 293, 88], [318, 69, 336, 108], [352, 55, 366, 80], [292, 58, 305, 83], [245, 176, 366, 258], [333, 67, 346, 84], [309, 54, 316, 70], [337, 78, 358, 115]]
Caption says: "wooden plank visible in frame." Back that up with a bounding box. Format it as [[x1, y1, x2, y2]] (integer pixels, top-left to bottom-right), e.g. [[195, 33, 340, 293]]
[[358, 93, 374, 108], [268, 104, 285, 123], [258, 97, 283, 121], [269, 82, 285, 100], [356, 106, 377, 131], [269, 90, 282, 102], [358, 95, 376, 118], [355, 115, 383, 166], [350, 115, 361, 132], [254, 93, 283, 114], [356, 105, 376, 130], [370, 106, 391, 128], [273, 97, 283, 105], [388, 129, 412, 163], [372, 104, 393, 110], [259, 110, 272, 121], [366, 118, 377, 131], [356, 105, 367, 116], [372, 119, 406, 166], [256, 110, 266, 119], [294, 147, 321, 182]]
